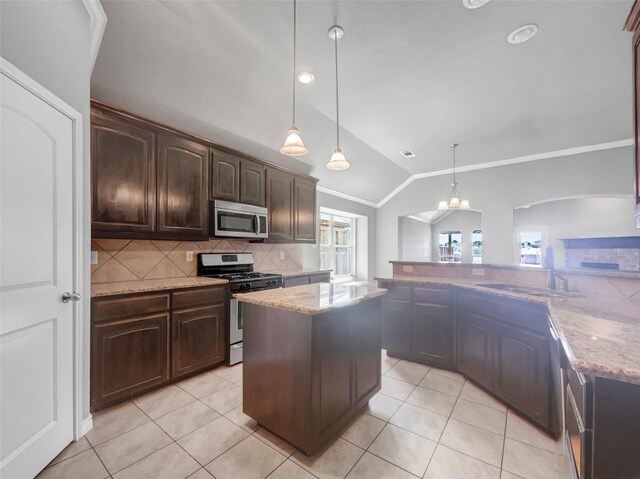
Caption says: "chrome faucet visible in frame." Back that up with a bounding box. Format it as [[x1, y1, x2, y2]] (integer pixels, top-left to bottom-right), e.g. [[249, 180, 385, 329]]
[[544, 246, 569, 291]]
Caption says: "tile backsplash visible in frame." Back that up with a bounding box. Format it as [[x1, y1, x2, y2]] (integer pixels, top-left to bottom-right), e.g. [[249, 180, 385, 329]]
[[91, 239, 305, 283], [565, 248, 640, 272]]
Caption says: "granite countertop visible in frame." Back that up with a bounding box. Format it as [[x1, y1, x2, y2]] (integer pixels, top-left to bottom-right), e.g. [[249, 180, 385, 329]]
[[375, 275, 640, 385], [235, 282, 387, 315], [91, 277, 228, 297], [389, 261, 640, 280], [258, 269, 333, 278]]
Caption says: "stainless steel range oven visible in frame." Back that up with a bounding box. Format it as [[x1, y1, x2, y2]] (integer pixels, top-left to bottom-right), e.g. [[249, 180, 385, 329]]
[[197, 252, 282, 364]]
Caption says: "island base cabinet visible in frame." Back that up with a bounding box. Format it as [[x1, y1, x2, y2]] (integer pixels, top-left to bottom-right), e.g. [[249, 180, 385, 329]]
[[91, 313, 170, 411], [243, 298, 382, 455]]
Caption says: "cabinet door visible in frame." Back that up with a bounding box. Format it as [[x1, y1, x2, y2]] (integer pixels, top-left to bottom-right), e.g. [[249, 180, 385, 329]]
[[91, 313, 169, 410], [382, 299, 412, 357], [172, 304, 226, 378], [352, 299, 382, 404], [412, 303, 453, 369], [456, 310, 494, 390], [266, 168, 294, 241], [240, 159, 265, 206], [294, 177, 317, 243], [494, 324, 550, 427], [157, 135, 209, 237], [211, 150, 240, 202], [91, 110, 156, 234], [634, 30, 640, 225]]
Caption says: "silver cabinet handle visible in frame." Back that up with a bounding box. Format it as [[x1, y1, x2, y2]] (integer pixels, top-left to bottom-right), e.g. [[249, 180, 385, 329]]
[[62, 292, 81, 303]]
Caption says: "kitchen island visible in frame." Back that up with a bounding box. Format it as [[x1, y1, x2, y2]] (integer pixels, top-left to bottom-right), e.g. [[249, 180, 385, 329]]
[[235, 282, 387, 455]]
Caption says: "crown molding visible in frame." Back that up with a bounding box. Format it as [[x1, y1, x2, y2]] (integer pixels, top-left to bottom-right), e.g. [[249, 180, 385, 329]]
[[83, 0, 107, 73], [319, 138, 634, 209], [316, 185, 378, 208]]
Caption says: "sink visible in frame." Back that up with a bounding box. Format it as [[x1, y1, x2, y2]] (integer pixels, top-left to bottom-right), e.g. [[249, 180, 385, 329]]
[[476, 283, 582, 298]]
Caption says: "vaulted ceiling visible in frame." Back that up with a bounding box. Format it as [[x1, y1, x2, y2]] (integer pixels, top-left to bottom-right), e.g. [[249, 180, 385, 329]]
[[91, 0, 634, 205]]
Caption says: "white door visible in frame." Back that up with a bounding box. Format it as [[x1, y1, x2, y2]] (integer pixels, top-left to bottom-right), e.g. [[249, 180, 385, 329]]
[[1, 63, 77, 478]]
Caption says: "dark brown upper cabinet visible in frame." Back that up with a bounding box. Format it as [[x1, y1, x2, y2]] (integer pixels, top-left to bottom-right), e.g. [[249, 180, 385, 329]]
[[240, 159, 266, 207], [294, 177, 317, 243], [157, 134, 209, 238], [266, 167, 295, 242], [91, 110, 156, 234], [91, 101, 317, 241], [210, 150, 240, 202]]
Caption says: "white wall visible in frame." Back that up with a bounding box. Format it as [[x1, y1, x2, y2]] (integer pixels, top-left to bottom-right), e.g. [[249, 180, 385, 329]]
[[376, 146, 635, 276], [399, 217, 432, 262], [303, 191, 377, 280], [430, 210, 482, 263], [1, 0, 93, 424], [514, 196, 638, 268]]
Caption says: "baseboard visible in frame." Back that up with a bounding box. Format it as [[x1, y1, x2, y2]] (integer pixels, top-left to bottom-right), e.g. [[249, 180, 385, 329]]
[[81, 415, 93, 436]]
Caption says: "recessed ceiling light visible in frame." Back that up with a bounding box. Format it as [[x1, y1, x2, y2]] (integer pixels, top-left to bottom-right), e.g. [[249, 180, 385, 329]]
[[400, 150, 416, 159], [297, 72, 315, 84], [508, 24, 538, 44], [463, 0, 490, 9]]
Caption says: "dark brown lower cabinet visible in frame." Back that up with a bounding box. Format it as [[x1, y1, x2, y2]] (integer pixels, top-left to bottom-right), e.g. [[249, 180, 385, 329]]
[[456, 310, 495, 391], [92, 313, 170, 410], [91, 285, 228, 411], [282, 272, 331, 288], [413, 302, 453, 369], [172, 304, 226, 378], [243, 297, 382, 455], [494, 324, 549, 426], [382, 299, 412, 357]]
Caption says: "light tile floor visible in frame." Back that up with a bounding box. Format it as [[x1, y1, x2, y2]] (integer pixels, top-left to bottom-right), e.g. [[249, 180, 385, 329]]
[[38, 352, 572, 479]]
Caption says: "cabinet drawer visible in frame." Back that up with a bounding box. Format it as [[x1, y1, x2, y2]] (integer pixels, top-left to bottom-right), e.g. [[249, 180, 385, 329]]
[[566, 384, 591, 479], [284, 276, 310, 288], [93, 294, 170, 323], [172, 286, 226, 309], [457, 291, 547, 334], [309, 273, 331, 284], [568, 366, 592, 427], [385, 285, 412, 301], [413, 286, 451, 306]]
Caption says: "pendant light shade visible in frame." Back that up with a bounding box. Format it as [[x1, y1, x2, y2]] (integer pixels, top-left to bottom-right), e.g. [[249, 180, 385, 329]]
[[327, 147, 350, 170], [437, 144, 471, 210], [326, 25, 350, 171], [280, 127, 308, 156], [280, 0, 308, 157]]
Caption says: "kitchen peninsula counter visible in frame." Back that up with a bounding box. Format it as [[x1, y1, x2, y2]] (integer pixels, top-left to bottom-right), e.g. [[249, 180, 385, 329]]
[[376, 274, 640, 385], [236, 282, 387, 455]]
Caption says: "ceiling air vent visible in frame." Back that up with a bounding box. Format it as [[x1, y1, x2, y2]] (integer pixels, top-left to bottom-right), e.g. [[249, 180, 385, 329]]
[[400, 150, 416, 159]]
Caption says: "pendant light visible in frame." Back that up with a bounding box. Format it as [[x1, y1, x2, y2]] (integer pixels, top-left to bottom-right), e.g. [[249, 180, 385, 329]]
[[438, 144, 471, 210], [280, 0, 308, 156], [326, 25, 350, 170]]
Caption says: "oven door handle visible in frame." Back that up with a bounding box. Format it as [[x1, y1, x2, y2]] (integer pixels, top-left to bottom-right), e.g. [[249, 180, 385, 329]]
[[254, 214, 260, 234]]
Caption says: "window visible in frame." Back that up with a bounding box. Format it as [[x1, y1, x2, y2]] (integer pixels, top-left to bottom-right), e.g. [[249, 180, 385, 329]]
[[520, 232, 542, 266], [320, 212, 356, 278], [472, 229, 483, 264], [438, 231, 462, 262]]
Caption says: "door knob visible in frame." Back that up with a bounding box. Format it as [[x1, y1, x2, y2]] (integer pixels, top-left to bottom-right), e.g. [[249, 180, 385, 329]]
[[62, 292, 81, 303]]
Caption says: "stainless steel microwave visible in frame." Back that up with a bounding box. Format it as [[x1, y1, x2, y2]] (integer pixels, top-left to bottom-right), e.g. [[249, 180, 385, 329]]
[[213, 200, 268, 239]]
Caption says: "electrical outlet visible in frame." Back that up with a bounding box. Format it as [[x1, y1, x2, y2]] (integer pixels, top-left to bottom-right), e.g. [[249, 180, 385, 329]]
[[472, 268, 486, 276], [91, 251, 98, 265], [279, 251, 285, 260], [402, 265, 413, 273], [186, 251, 194, 262]]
